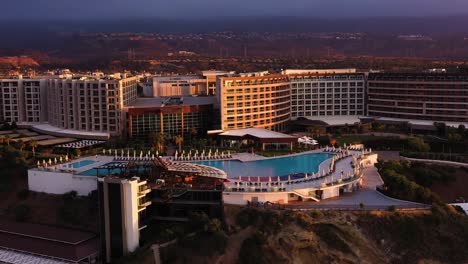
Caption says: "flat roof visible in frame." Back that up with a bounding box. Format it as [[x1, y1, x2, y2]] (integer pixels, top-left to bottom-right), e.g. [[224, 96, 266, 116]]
[[219, 128, 296, 139], [372, 117, 468, 128], [25, 123, 110, 140], [128, 96, 217, 108], [0, 220, 98, 262], [303, 116, 362, 126]]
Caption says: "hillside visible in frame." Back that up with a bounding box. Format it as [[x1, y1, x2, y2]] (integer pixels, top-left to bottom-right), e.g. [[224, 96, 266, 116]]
[[161, 205, 468, 264]]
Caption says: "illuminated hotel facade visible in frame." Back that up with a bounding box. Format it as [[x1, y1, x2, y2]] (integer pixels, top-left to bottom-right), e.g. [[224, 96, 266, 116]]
[[217, 73, 291, 131]]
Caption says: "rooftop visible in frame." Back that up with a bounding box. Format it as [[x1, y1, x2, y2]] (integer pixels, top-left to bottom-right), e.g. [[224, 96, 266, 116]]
[[127, 96, 218, 108], [219, 128, 296, 139], [0, 220, 98, 263]]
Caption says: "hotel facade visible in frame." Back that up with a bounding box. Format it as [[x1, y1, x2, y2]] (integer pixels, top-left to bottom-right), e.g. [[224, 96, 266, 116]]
[[217, 73, 291, 131], [288, 70, 365, 120], [1, 70, 467, 140], [367, 73, 468, 123]]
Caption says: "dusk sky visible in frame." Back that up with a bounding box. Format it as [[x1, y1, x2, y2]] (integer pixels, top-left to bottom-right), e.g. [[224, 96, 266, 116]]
[[3, 0, 468, 19]]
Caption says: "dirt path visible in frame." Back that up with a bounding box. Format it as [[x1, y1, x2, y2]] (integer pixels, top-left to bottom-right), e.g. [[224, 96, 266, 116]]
[[216, 226, 255, 264]]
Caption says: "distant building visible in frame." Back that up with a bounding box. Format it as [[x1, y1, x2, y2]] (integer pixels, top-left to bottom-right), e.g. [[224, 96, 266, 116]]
[[151, 71, 234, 97], [367, 72, 468, 124]]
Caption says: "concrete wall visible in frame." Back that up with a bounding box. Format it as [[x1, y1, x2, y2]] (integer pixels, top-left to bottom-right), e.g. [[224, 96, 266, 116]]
[[361, 153, 378, 167], [321, 187, 340, 200], [123, 180, 140, 253], [28, 170, 97, 196], [223, 192, 289, 205]]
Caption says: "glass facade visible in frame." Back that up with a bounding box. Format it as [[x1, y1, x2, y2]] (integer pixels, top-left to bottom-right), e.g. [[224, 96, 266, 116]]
[[128, 105, 213, 139]]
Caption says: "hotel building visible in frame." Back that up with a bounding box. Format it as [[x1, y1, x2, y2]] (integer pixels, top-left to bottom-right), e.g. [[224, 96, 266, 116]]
[[288, 70, 365, 120], [126, 96, 217, 139], [0, 73, 138, 139], [148, 71, 234, 97], [367, 72, 468, 123], [46, 74, 138, 137], [0, 77, 48, 123], [217, 73, 291, 131], [98, 176, 151, 263]]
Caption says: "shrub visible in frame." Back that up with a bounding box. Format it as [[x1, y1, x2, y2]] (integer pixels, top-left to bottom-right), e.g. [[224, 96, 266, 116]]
[[236, 208, 260, 228], [15, 204, 31, 222], [388, 205, 397, 212], [17, 189, 30, 200], [62, 190, 78, 201], [237, 232, 266, 264]]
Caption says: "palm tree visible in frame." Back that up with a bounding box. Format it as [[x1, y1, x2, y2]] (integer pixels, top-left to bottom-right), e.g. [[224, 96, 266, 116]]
[[153, 132, 165, 152], [174, 135, 183, 152], [190, 128, 198, 145], [17, 139, 25, 153], [29, 139, 38, 156], [4, 135, 11, 146]]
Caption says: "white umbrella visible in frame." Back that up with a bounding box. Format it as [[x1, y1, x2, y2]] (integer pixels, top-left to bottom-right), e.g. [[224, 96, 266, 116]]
[[102, 149, 106, 155], [65, 155, 69, 162], [127, 150, 130, 159], [133, 150, 136, 159], [304, 173, 308, 179], [48, 159, 52, 165], [269, 176, 272, 183], [37, 160, 40, 167], [288, 175, 291, 182], [59, 156, 63, 163], [248, 176, 251, 182], [277, 176, 281, 183], [257, 176, 260, 183]]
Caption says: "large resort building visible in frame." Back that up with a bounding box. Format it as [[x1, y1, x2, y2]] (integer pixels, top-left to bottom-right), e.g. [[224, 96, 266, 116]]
[[126, 96, 217, 139], [1, 69, 467, 141], [217, 73, 291, 131], [368, 72, 468, 124], [288, 70, 365, 120]]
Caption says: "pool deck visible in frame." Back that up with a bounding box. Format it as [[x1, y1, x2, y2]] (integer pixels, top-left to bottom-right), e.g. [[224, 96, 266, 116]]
[[231, 149, 325, 162], [32, 155, 115, 176]]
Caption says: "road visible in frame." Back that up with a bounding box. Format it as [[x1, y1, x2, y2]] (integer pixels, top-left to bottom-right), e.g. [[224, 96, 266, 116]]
[[288, 166, 429, 210]]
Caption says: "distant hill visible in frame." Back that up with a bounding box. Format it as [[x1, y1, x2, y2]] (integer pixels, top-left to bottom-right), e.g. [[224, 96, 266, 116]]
[[0, 56, 39, 67]]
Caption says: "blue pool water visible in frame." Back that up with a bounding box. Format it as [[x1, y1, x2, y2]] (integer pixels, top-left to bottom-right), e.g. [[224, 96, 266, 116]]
[[78, 153, 332, 178], [66, 159, 96, 169], [79, 162, 126, 176], [192, 153, 332, 178]]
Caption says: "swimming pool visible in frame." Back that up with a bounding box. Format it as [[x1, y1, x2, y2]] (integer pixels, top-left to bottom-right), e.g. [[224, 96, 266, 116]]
[[192, 153, 332, 178], [65, 159, 97, 169], [78, 162, 127, 176]]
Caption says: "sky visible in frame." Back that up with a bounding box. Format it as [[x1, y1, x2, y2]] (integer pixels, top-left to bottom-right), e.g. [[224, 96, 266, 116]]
[[3, 0, 468, 20]]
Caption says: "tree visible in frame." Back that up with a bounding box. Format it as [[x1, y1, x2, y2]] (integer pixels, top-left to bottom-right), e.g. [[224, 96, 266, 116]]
[[17, 139, 26, 153], [174, 135, 183, 152], [457, 125, 466, 137], [29, 139, 38, 156], [4, 135, 11, 146], [407, 137, 430, 152], [152, 132, 165, 152], [190, 128, 198, 145]]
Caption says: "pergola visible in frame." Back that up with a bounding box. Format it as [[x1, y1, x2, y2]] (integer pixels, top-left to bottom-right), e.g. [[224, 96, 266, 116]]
[[218, 128, 298, 150]]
